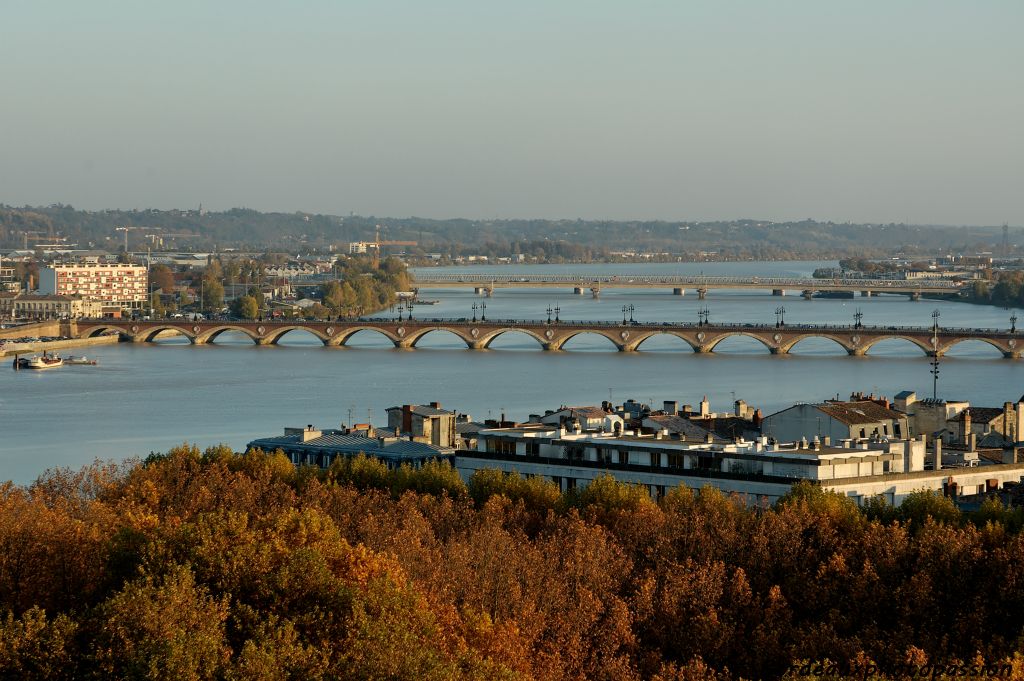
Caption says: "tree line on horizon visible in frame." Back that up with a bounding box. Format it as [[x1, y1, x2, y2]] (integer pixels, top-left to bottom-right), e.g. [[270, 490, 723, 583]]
[[0, 205, 1014, 262], [3, 447, 1024, 679]]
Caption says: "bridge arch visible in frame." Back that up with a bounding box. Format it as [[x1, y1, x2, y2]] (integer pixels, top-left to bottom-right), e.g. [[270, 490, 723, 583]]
[[80, 324, 129, 339], [139, 325, 196, 343], [334, 326, 402, 347], [631, 331, 699, 352], [858, 335, 933, 356], [552, 329, 625, 351], [937, 337, 1011, 357], [780, 334, 855, 355], [263, 325, 332, 345], [479, 328, 548, 350], [407, 327, 475, 348], [702, 331, 775, 353], [195, 325, 261, 345]]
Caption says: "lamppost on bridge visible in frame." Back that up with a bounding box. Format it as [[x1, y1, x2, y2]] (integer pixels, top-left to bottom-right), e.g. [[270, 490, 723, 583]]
[[546, 306, 553, 324], [554, 305, 560, 323], [628, 304, 635, 324], [622, 305, 628, 325], [854, 308, 863, 329], [1012, 313, 1017, 334], [775, 306, 786, 328], [932, 309, 940, 334], [407, 302, 413, 320], [397, 302, 404, 322], [472, 302, 478, 323], [480, 301, 486, 322], [930, 354, 941, 400], [698, 306, 710, 326]]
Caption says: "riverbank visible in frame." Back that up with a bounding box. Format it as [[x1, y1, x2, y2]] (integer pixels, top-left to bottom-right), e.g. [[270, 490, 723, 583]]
[[1, 334, 121, 357]]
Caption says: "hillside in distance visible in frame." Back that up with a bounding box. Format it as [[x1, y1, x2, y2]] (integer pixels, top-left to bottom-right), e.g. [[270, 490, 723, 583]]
[[0, 204, 1015, 260]]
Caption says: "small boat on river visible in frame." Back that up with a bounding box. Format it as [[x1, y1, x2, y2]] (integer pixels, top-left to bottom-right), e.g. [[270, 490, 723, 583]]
[[14, 352, 64, 370], [65, 355, 99, 366]]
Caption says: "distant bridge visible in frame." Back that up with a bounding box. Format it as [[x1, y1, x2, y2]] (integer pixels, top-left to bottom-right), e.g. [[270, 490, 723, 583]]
[[74, 318, 1022, 358], [407, 273, 967, 299]]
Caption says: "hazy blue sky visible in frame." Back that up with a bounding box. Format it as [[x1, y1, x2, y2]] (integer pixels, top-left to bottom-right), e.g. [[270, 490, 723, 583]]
[[2, 1, 1021, 224]]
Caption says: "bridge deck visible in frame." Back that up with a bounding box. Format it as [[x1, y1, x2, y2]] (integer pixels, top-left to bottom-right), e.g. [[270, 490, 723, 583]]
[[406, 274, 965, 294]]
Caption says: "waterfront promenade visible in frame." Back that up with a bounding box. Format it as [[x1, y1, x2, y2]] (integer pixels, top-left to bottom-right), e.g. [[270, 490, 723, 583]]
[[75, 317, 1023, 357]]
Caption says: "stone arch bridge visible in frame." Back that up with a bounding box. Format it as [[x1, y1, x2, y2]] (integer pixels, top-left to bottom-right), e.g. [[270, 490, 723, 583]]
[[73, 318, 1024, 358]]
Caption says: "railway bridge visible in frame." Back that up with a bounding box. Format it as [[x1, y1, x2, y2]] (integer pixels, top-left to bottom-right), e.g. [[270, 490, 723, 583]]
[[74, 318, 1023, 358]]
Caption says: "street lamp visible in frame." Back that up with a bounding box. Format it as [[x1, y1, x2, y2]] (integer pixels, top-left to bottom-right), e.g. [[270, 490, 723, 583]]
[[698, 306, 710, 326], [854, 308, 863, 329], [622, 305, 628, 325], [775, 306, 786, 328], [546, 306, 553, 324], [554, 305, 560, 323], [930, 354, 941, 400], [1012, 313, 1017, 334], [628, 304, 635, 324], [480, 301, 486, 322], [472, 302, 478, 323]]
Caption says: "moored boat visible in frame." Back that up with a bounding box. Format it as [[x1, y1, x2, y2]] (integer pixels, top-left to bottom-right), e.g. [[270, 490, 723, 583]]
[[65, 355, 99, 366], [15, 352, 64, 370]]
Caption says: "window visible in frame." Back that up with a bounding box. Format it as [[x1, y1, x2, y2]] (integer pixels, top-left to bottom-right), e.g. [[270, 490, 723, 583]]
[[525, 441, 540, 456]]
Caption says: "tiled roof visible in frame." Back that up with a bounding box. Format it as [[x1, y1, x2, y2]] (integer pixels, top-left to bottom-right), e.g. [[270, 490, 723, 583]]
[[644, 415, 716, 439], [248, 430, 453, 459], [456, 421, 486, 435], [815, 401, 903, 425], [950, 407, 1005, 424], [559, 406, 609, 419]]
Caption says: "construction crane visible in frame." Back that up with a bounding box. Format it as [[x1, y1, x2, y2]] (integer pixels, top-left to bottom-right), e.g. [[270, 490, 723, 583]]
[[370, 224, 417, 267], [114, 226, 159, 252]]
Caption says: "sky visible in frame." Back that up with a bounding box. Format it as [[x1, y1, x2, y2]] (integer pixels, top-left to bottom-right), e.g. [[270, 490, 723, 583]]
[[2, 1, 1021, 224]]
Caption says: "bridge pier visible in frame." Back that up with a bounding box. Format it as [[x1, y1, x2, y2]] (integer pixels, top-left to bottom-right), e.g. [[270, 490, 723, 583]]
[[769, 347, 788, 355], [474, 287, 487, 296], [802, 290, 814, 300], [697, 288, 707, 300], [848, 348, 867, 356], [591, 287, 600, 299], [861, 290, 874, 297], [772, 289, 786, 296], [256, 337, 274, 345], [911, 292, 921, 301], [468, 341, 486, 350], [573, 287, 585, 295], [1004, 351, 1022, 359], [673, 288, 685, 296]]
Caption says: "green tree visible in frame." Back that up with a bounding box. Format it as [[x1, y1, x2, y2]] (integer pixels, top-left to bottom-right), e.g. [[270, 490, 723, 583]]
[[202, 277, 224, 312], [231, 295, 259, 319]]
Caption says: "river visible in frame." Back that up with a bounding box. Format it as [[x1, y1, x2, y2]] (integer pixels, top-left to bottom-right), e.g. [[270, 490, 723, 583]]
[[3, 260, 1022, 484]]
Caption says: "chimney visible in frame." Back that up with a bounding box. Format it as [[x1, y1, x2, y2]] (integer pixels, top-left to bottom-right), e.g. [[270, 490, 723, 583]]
[[429, 401, 441, 409], [961, 409, 971, 445], [663, 400, 678, 415], [933, 438, 942, 471], [823, 436, 831, 447], [1017, 398, 1024, 445], [705, 432, 714, 444], [1004, 402, 1014, 443], [700, 396, 710, 417], [969, 432, 977, 452], [752, 409, 763, 427], [402, 404, 412, 433]]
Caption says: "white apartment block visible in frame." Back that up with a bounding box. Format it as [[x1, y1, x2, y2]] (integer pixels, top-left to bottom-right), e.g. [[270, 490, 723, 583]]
[[39, 263, 147, 310]]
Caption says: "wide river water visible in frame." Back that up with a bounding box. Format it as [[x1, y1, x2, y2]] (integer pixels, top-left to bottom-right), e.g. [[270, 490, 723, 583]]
[[4, 260, 1024, 484]]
